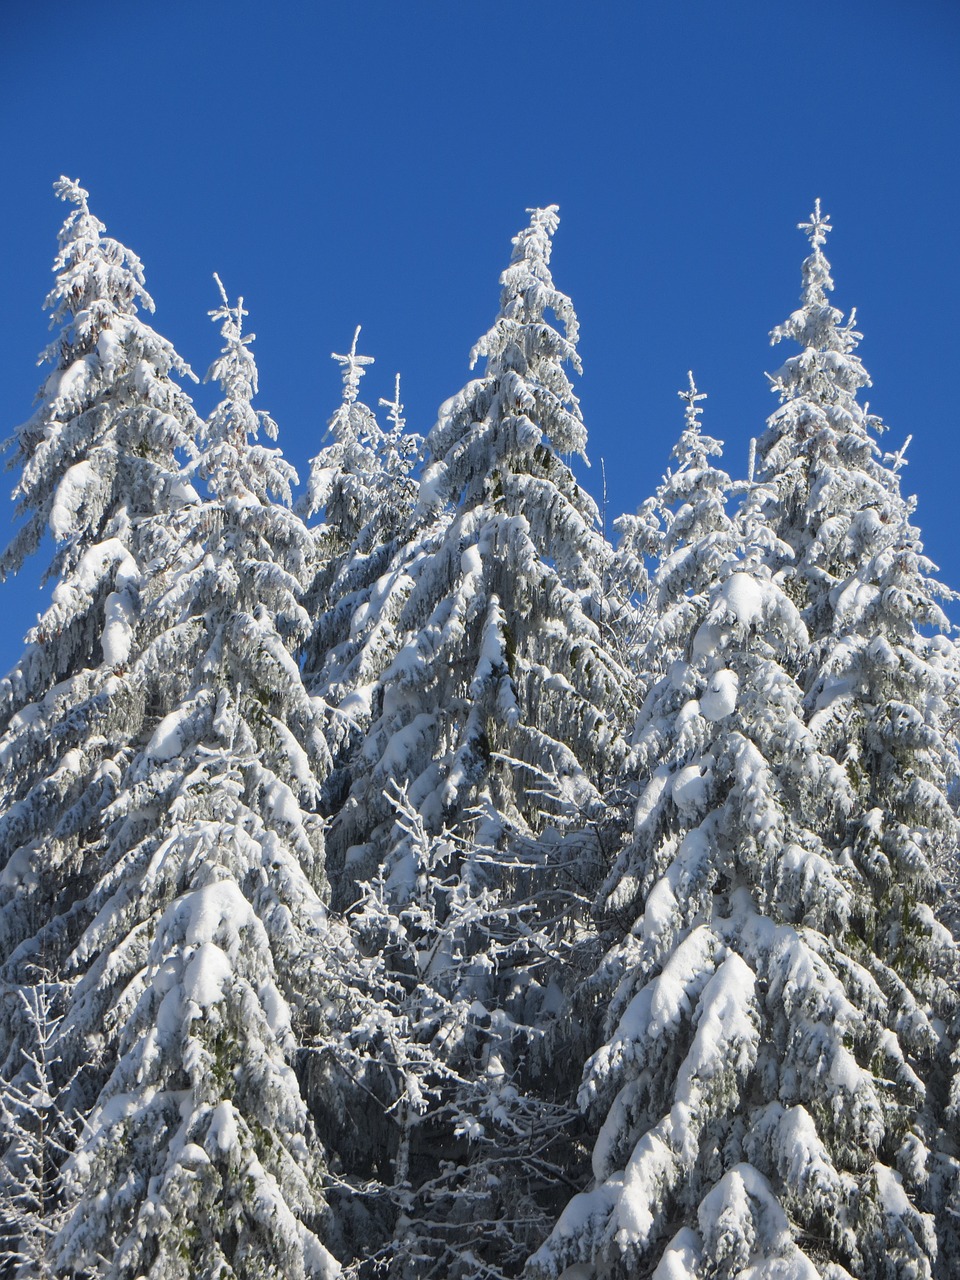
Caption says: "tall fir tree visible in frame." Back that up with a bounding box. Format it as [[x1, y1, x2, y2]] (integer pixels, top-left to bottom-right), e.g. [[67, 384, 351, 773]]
[[326, 206, 633, 899], [610, 376, 728, 692], [0, 178, 200, 1076], [747, 201, 960, 1272], [316, 206, 635, 1278], [529, 210, 960, 1280], [48, 281, 339, 1278], [299, 340, 422, 777], [598, 375, 742, 931], [752, 201, 960, 925]]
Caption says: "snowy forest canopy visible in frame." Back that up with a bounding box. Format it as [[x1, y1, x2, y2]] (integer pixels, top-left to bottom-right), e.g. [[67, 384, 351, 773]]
[[0, 179, 958, 1280]]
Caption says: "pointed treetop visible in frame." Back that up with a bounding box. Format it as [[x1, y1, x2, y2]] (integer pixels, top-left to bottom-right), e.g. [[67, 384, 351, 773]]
[[798, 198, 832, 249], [795, 198, 836, 311], [883, 433, 913, 474], [528, 203, 560, 227], [379, 373, 405, 435], [209, 271, 250, 342], [678, 370, 707, 431], [511, 204, 561, 270], [332, 325, 375, 405], [44, 175, 156, 328], [483, 203, 579, 357], [205, 273, 261, 405], [668, 371, 719, 475], [202, 276, 284, 497]]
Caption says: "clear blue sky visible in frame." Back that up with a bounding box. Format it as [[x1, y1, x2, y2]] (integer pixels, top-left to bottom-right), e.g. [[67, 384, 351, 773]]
[[2, 2, 958, 674]]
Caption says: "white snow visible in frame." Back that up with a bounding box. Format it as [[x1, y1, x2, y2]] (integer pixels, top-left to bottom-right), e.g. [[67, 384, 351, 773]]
[[169, 477, 201, 508], [146, 707, 189, 761], [873, 1163, 911, 1216], [675, 698, 702, 731], [461, 544, 482, 577], [700, 668, 738, 720], [178, 1142, 210, 1169], [650, 1228, 701, 1279], [183, 941, 233, 1009], [183, 880, 253, 949], [637, 826, 712, 955], [647, 926, 720, 1043], [720, 572, 764, 627], [672, 957, 758, 1141], [49, 459, 98, 540], [96, 327, 122, 379], [671, 763, 709, 815], [633, 765, 671, 838], [47, 353, 97, 408], [417, 460, 446, 512], [774, 1106, 837, 1198], [265, 777, 301, 828], [206, 1101, 241, 1154], [101, 588, 135, 665], [692, 620, 721, 659], [612, 1128, 676, 1247]]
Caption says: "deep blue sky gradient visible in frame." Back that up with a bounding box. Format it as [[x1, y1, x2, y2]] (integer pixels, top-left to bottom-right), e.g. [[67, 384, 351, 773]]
[[2, 1, 958, 673]]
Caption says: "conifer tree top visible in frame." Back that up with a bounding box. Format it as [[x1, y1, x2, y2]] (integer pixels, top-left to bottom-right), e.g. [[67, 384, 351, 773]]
[[470, 204, 582, 389], [200, 275, 293, 506], [332, 325, 375, 407], [799, 197, 831, 248], [794, 198, 839, 327], [767, 198, 870, 415], [206, 274, 260, 395], [379, 372, 404, 431], [671, 371, 716, 465], [420, 204, 589, 518], [46, 176, 158, 340], [678, 368, 707, 422], [203, 274, 269, 432]]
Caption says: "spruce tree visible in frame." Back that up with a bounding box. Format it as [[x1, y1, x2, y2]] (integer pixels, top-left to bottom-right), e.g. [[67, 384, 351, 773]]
[[0, 178, 199, 1075], [530, 211, 960, 1280], [598, 375, 742, 931], [326, 206, 632, 897], [754, 202, 959, 931], [299, 340, 422, 775], [49, 281, 339, 1278], [749, 201, 960, 1274], [318, 206, 634, 1278]]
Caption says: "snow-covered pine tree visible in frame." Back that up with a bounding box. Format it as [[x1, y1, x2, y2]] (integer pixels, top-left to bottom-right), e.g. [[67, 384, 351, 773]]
[[300, 327, 379, 543], [756, 202, 960, 927], [311, 205, 634, 1279], [597, 375, 741, 932], [607, 376, 735, 718], [0, 178, 199, 1071], [0, 178, 197, 607], [643, 376, 737, 657], [529, 495, 864, 1279], [529, 211, 960, 1280], [47, 280, 339, 1278], [749, 201, 960, 1272], [326, 205, 633, 900], [299, 342, 422, 774]]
